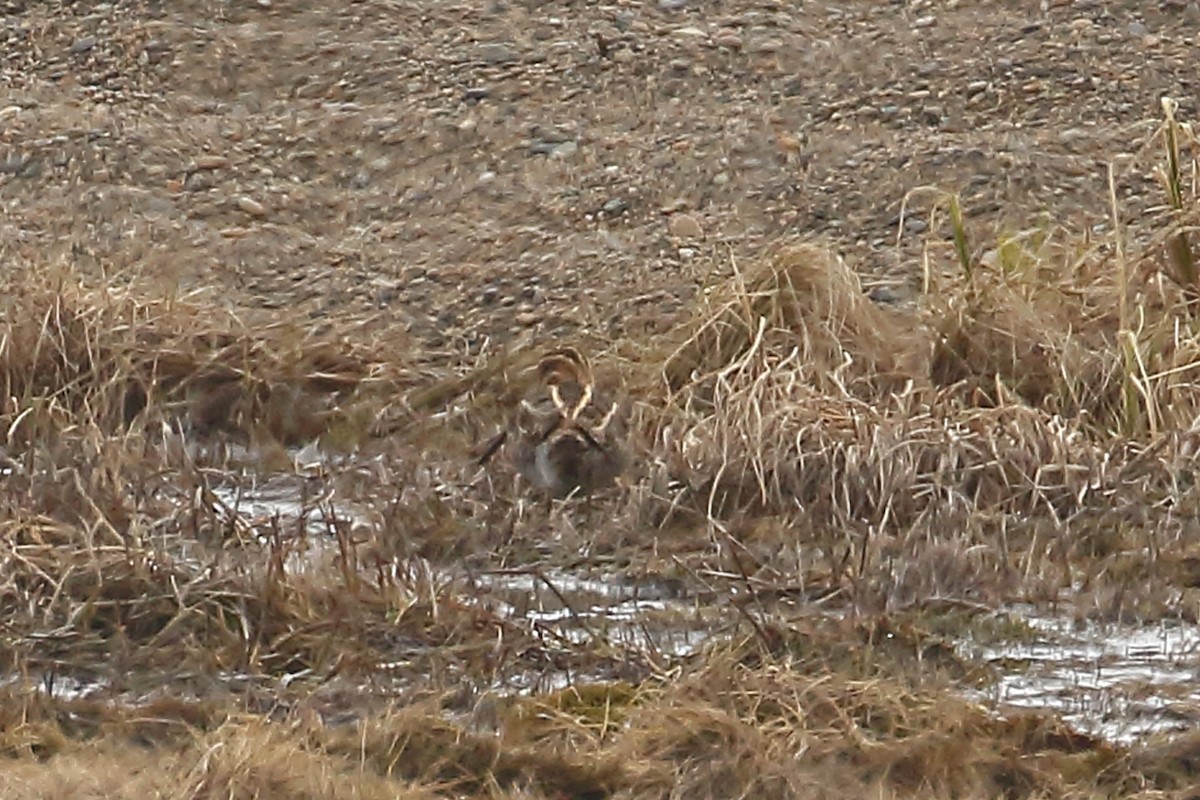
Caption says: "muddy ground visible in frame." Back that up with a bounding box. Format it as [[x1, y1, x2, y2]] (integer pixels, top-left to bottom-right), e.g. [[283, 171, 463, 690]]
[[4, 1, 1200, 798]]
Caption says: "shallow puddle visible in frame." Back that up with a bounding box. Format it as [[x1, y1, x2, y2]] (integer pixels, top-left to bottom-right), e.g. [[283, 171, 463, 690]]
[[476, 571, 717, 661], [967, 609, 1200, 744], [166, 479, 1200, 743], [210, 481, 371, 538]]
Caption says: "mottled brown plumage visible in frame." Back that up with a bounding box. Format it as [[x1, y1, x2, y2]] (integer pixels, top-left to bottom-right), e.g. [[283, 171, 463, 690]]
[[477, 348, 625, 498]]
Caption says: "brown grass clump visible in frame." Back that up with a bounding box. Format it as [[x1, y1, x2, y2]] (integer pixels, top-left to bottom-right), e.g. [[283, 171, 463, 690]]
[[661, 243, 927, 402], [0, 258, 408, 452], [4, 109, 1200, 800], [611, 637, 1127, 800]]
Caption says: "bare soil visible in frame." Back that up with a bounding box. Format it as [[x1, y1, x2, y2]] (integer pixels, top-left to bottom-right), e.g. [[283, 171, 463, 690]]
[[3, 0, 1197, 352]]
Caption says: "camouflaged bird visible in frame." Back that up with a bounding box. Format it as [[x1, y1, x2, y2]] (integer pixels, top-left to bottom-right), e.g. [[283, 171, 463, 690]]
[[476, 347, 625, 498]]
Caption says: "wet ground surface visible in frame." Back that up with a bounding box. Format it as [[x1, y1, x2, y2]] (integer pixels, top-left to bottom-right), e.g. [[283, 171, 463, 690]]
[[105, 476, 1200, 744], [972, 609, 1200, 744], [6, 0, 1200, 764]]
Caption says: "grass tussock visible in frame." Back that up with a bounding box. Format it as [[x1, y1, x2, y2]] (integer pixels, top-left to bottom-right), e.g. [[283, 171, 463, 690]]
[[0, 637, 1166, 800], [610, 111, 1200, 626], [661, 243, 927, 401], [3, 110, 1200, 800], [0, 259, 410, 452]]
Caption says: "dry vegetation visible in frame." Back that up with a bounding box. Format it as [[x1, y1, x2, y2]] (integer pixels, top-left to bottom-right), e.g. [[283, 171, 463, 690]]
[[2, 102, 1200, 798], [5, 0, 1200, 794]]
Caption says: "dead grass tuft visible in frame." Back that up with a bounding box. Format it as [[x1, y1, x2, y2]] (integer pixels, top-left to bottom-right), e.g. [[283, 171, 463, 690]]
[[661, 242, 926, 402]]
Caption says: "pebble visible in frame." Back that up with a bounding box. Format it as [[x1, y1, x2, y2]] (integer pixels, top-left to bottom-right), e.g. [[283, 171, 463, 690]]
[[668, 212, 704, 240], [194, 154, 229, 170], [476, 42, 517, 64], [602, 198, 629, 215], [463, 87, 490, 103], [236, 196, 267, 217], [713, 29, 743, 49], [185, 172, 214, 191], [0, 156, 29, 174], [549, 141, 578, 159], [70, 37, 97, 55], [867, 286, 904, 305]]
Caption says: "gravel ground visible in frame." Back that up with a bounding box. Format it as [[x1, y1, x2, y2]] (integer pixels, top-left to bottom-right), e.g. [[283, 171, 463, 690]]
[[2, 0, 1197, 359]]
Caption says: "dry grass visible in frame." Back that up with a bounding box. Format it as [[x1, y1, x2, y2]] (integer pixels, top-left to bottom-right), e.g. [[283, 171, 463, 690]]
[[2, 112, 1200, 799]]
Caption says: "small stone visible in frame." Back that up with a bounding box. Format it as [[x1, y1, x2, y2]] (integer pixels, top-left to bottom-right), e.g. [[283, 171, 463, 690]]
[[867, 286, 903, 305], [668, 213, 704, 240], [678, 247, 697, 260], [0, 156, 28, 174], [515, 311, 539, 326], [712, 171, 730, 186], [184, 172, 214, 191], [194, 154, 229, 170], [602, 197, 629, 215], [236, 196, 267, 217], [659, 0, 686, 9], [913, 15, 936, 29], [612, 48, 635, 63], [70, 36, 97, 55], [463, 87, 490, 103], [476, 42, 517, 64], [549, 141, 578, 159], [673, 26, 708, 38], [751, 39, 783, 53], [713, 29, 743, 49], [478, 170, 496, 183]]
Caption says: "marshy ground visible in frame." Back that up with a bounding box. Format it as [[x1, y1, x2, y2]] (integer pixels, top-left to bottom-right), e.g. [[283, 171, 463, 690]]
[[4, 0, 1200, 798]]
